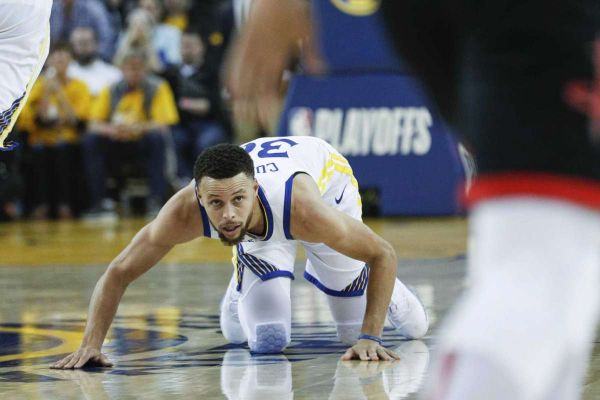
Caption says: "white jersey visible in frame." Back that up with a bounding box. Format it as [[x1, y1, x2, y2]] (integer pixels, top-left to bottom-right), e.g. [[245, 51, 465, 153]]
[[198, 136, 360, 241], [0, 0, 52, 149], [196, 136, 368, 297]]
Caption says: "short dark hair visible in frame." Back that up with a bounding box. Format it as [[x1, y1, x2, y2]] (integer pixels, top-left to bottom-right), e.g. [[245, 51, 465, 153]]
[[193, 144, 255, 183]]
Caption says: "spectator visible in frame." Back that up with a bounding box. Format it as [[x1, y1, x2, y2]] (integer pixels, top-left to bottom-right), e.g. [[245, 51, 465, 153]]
[[114, 4, 181, 72], [138, 0, 182, 66], [18, 42, 92, 220], [50, 0, 115, 61], [163, 0, 191, 32], [68, 26, 122, 97], [83, 49, 179, 216], [103, 0, 137, 36], [162, 30, 229, 183], [113, 9, 162, 73]]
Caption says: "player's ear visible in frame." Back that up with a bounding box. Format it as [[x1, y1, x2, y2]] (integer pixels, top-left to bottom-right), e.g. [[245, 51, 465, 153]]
[[252, 178, 259, 193]]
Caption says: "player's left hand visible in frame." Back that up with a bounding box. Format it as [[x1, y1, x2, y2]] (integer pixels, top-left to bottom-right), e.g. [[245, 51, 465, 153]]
[[341, 339, 401, 361]]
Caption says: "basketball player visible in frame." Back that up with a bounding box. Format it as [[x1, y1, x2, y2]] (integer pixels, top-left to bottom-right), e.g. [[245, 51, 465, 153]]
[[50, 136, 429, 369], [0, 0, 53, 150], [379, 1, 600, 399]]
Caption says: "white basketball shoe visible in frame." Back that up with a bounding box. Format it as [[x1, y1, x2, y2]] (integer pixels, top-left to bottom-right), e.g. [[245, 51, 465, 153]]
[[387, 279, 429, 339]]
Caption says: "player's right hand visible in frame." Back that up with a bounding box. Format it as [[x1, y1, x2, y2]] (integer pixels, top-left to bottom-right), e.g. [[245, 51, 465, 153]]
[[50, 347, 113, 369], [341, 339, 400, 362]]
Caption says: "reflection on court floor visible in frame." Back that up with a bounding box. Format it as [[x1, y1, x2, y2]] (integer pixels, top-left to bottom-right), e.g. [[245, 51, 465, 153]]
[[0, 255, 460, 399], [0, 313, 432, 399], [0, 313, 431, 398]]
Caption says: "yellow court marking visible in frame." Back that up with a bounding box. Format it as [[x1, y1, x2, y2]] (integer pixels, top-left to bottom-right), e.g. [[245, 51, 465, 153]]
[[0, 326, 83, 362]]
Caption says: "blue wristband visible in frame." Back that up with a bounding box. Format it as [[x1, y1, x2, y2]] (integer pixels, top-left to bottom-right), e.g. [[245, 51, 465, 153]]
[[358, 333, 383, 345]]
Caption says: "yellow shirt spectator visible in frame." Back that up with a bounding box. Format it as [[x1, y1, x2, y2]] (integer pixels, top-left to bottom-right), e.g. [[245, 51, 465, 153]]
[[19, 76, 91, 146], [90, 79, 179, 126]]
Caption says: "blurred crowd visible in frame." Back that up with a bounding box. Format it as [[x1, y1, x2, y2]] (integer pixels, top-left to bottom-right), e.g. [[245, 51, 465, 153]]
[[0, 0, 243, 221]]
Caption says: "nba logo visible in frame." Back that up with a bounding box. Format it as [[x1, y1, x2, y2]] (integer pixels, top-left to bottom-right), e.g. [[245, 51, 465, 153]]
[[288, 107, 314, 136]]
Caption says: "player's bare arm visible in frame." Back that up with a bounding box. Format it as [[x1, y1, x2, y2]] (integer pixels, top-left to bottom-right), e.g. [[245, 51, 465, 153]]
[[290, 174, 400, 362], [50, 184, 203, 369], [226, 0, 317, 133]]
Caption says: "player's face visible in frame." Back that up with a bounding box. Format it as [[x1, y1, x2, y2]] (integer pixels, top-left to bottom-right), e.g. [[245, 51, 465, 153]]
[[198, 173, 258, 246]]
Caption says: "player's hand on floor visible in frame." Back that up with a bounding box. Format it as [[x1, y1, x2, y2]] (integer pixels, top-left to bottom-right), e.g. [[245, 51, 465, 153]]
[[341, 339, 401, 361], [50, 347, 113, 369]]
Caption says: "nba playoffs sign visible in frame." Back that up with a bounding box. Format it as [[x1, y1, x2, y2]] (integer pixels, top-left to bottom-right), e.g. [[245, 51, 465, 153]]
[[278, 74, 470, 215], [276, 1, 470, 215]]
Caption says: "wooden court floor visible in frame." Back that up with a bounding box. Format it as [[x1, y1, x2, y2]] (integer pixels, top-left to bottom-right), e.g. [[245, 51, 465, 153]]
[[0, 217, 598, 399]]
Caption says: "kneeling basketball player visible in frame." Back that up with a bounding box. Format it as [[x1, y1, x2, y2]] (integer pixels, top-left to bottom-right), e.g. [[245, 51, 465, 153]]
[[51, 136, 429, 368]]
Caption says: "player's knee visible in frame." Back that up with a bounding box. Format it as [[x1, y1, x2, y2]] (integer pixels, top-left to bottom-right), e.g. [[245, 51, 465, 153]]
[[336, 323, 362, 345], [248, 322, 290, 354]]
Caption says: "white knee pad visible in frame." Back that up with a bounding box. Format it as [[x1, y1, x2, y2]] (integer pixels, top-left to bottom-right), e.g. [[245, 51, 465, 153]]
[[248, 322, 291, 354], [238, 272, 292, 353]]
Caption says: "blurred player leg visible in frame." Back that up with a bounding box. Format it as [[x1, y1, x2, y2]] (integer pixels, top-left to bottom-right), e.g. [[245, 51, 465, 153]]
[[425, 199, 600, 400], [382, 1, 600, 398], [0, 0, 52, 149]]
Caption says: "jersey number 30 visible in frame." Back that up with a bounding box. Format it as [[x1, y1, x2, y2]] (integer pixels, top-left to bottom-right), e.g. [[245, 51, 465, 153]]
[[243, 138, 298, 158]]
